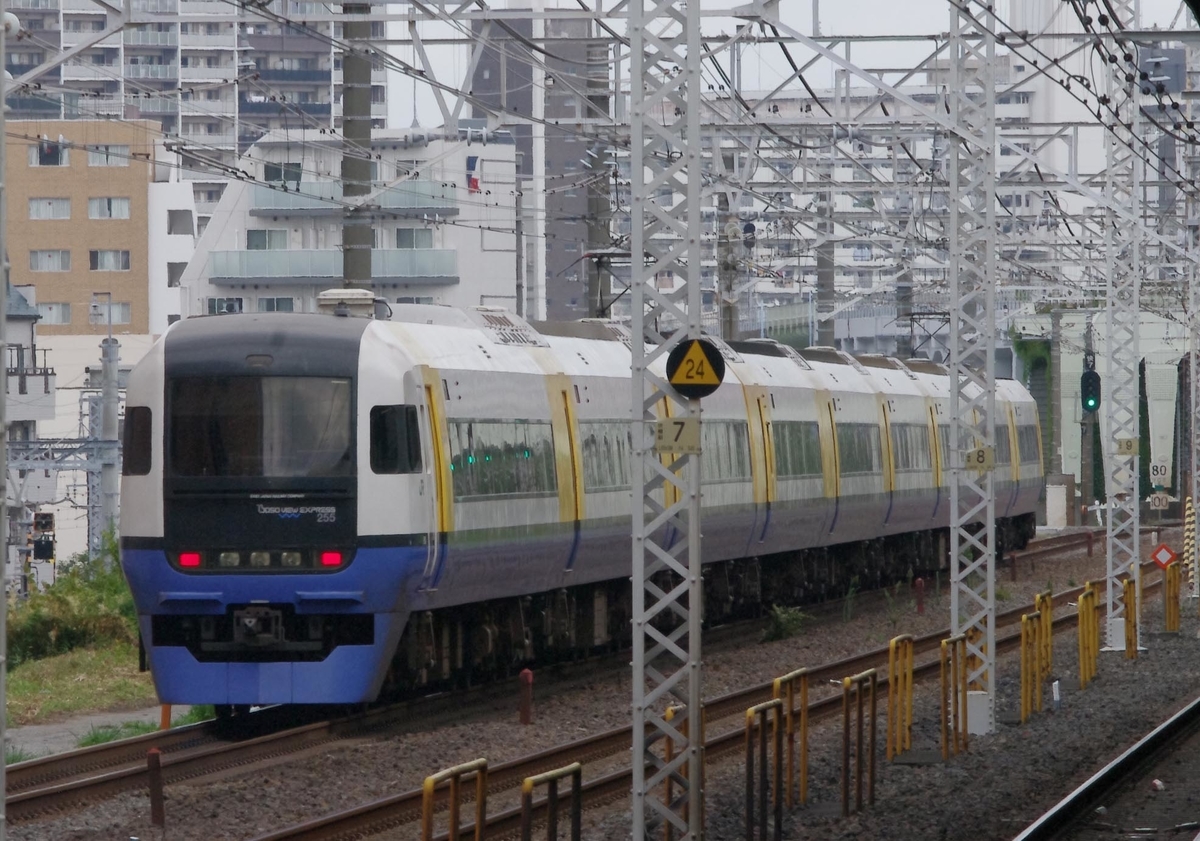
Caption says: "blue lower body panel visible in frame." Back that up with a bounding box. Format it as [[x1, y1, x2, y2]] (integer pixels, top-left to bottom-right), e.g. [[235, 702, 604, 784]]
[[142, 614, 404, 705], [123, 545, 423, 706]]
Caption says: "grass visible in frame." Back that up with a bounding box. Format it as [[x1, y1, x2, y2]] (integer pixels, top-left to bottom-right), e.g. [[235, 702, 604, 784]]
[[76, 720, 161, 748], [174, 704, 216, 726], [6, 640, 156, 727], [6, 747, 37, 765]]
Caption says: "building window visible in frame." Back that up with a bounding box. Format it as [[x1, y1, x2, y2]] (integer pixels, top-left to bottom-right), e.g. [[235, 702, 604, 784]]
[[88, 197, 130, 219], [29, 140, 67, 167], [263, 161, 301, 183], [167, 262, 187, 287], [87, 145, 128, 166], [246, 229, 288, 250], [36, 303, 72, 324], [29, 250, 70, 272], [396, 228, 433, 249], [89, 250, 131, 271], [95, 302, 131, 324], [257, 297, 294, 312], [167, 209, 193, 235], [28, 197, 70, 220], [396, 296, 435, 304], [207, 297, 243, 314]]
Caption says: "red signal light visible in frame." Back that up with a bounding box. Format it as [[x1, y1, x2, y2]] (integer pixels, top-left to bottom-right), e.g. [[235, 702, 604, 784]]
[[179, 552, 202, 568], [320, 551, 342, 567]]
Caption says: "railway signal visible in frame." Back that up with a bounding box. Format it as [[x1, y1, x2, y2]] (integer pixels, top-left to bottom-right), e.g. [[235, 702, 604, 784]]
[[1081, 370, 1101, 414]]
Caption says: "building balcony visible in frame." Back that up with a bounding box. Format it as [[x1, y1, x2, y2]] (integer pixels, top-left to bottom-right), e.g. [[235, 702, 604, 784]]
[[179, 33, 237, 47], [125, 63, 178, 80], [249, 180, 458, 216], [63, 32, 121, 48], [208, 248, 459, 285], [239, 98, 331, 116], [7, 96, 61, 115], [182, 97, 236, 115], [180, 65, 233, 80], [7, 348, 55, 423], [125, 29, 178, 46], [245, 31, 326, 53], [8, 0, 57, 10], [255, 68, 328, 83], [135, 95, 178, 114], [180, 129, 236, 146], [131, 0, 180, 12], [179, 0, 225, 13], [63, 63, 119, 80], [70, 95, 124, 116]]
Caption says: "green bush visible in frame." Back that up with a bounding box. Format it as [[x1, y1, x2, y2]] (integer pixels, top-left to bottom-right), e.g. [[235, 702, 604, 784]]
[[7, 532, 137, 670], [762, 604, 811, 642]]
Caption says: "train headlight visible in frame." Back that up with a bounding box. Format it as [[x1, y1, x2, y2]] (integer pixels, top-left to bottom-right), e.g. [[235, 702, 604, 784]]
[[249, 552, 271, 568], [178, 552, 201, 568], [281, 551, 303, 568], [218, 551, 241, 567]]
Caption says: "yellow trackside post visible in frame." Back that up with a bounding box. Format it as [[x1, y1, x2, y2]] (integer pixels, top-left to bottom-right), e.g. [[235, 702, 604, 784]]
[[772, 668, 810, 808], [840, 670, 878, 818], [1020, 611, 1044, 724], [1033, 590, 1053, 680], [520, 763, 583, 841], [886, 635, 914, 760], [744, 699, 783, 841], [1077, 582, 1099, 689], [421, 758, 488, 841], [940, 633, 968, 760], [1124, 578, 1138, 659], [1165, 561, 1181, 633]]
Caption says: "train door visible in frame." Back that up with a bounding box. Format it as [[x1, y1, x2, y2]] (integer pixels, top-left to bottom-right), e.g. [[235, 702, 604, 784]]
[[419, 374, 452, 591]]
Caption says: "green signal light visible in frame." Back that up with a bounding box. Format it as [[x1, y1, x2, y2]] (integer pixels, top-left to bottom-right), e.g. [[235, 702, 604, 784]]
[[1086, 397, 1097, 408]]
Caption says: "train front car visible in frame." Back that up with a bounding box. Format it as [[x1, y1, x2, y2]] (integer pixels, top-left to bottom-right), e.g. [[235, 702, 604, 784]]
[[120, 313, 415, 708]]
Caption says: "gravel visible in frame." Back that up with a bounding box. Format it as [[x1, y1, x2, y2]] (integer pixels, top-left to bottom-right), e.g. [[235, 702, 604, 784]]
[[14, 526, 1199, 841]]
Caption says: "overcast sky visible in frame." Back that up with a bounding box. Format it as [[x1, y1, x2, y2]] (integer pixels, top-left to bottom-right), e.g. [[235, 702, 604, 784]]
[[389, 0, 1196, 130]]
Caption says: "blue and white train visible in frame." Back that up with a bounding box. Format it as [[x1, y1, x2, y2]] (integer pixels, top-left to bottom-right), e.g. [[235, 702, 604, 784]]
[[119, 304, 1042, 708]]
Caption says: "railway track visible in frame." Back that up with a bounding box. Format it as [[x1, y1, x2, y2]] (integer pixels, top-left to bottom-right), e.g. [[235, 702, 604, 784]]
[[1011, 693, 1200, 841], [5, 527, 1120, 828], [253, 529, 1139, 841]]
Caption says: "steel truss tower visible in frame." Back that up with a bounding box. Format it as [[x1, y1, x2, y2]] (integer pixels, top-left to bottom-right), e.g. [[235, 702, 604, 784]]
[[629, 0, 704, 836], [947, 4, 998, 735], [1102, 2, 1143, 646]]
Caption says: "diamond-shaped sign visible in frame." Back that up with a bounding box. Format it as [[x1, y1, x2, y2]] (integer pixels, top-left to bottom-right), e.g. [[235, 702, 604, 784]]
[[1152, 543, 1177, 570]]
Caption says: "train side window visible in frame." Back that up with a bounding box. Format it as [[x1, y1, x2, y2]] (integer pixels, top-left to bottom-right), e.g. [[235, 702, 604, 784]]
[[123, 406, 152, 476], [370, 405, 422, 474]]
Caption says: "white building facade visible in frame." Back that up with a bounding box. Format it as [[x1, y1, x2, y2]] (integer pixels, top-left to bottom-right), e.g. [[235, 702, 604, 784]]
[[179, 127, 520, 315]]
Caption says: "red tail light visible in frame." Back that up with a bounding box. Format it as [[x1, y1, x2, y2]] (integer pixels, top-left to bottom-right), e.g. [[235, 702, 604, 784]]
[[179, 552, 202, 568], [320, 551, 342, 567]]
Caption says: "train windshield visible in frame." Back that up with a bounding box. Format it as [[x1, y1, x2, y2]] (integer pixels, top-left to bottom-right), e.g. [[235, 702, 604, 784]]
[[169, 377, 353, 478]]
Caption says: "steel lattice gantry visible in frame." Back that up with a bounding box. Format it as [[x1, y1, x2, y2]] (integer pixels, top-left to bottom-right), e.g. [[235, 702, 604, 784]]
[[947, 3, 998, 735], [628, 0, 705, 837], [1103, 0, 1143, 647]]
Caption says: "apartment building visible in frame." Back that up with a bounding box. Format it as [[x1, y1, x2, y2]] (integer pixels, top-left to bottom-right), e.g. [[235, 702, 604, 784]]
[[179, 126, 519, 316], [5, 0, 387, 236], [6, 119, 197, 335]]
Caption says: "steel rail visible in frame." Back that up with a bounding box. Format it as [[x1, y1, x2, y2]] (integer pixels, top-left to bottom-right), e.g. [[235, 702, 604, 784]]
[[256, 535, 1154, 841]]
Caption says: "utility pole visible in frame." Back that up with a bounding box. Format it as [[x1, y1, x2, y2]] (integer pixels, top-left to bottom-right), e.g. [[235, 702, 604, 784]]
[[515, 184, 524, 317], [585, 141, 611, 318], [895, 264, 913, 359], [341, 0, 372, 288], [0, 3, 9, 835], [585, 33, 611, 318], [1081, 318, 1095, 521], [100, 336, 118, 545], [718, 193, 738, 341], [815, 184, 835, 346]]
